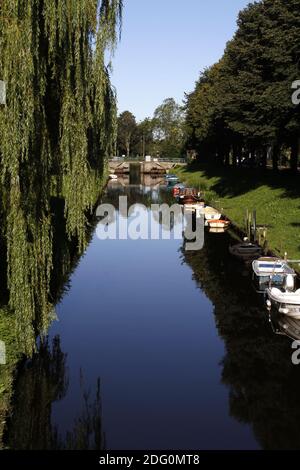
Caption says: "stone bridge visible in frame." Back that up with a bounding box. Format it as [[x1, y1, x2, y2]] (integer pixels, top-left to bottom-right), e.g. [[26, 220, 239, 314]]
[[109, 159, 186, 175]]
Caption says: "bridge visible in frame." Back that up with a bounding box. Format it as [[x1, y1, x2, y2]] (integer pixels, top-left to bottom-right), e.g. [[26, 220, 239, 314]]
[[109, 158, 186, 175]]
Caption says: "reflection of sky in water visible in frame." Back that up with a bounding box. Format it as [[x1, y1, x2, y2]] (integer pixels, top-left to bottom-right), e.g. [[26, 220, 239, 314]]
[[97, 200, 185, 241], [49, 184, 259, 450]]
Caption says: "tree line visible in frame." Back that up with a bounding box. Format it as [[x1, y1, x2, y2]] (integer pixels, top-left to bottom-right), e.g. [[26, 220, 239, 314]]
[[185, 0, 300, 171], [116, 97, 185, 159]]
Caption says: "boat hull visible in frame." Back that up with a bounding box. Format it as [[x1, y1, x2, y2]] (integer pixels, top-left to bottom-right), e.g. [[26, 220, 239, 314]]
[[229, 243, 262, 261], [207, 220, 230, 229], [267, 288, 300, 319]]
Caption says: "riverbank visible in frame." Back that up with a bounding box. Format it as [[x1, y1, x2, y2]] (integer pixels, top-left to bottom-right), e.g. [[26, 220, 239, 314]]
[[174, 163, 300, 260]]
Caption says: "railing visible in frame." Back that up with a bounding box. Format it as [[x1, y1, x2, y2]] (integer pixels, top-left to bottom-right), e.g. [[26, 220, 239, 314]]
[[109, 157, 186, 164]]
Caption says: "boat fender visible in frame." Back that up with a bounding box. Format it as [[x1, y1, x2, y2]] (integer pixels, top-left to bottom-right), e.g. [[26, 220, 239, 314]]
[[279, 307, 289, 315]]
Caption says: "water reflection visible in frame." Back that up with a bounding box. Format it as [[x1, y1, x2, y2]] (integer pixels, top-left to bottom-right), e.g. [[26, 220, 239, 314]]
[[4, 337, 105, 450], [1, 176, 300, 449], [0, 167, 104, 448], [183, 231, 300, 449]]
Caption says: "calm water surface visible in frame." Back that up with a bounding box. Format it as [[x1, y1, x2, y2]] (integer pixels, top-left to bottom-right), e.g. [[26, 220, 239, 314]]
[[6, 177, 300, 450]]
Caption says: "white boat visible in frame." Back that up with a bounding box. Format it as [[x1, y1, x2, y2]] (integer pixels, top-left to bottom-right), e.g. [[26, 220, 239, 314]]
[[266, 275, 300, 319], [277, 316, 300, 340], [109, 174, 118, 180], [183, 202, 205, 212], [229, 238, 262, 261], [203, 206, 222, 221], [207, 219, 230, 229], [252, 257, 296, 293], [209, 227, 226, 234]]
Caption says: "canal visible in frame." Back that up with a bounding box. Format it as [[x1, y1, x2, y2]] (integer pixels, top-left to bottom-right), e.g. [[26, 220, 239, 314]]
[[3, 177, 300, 450]]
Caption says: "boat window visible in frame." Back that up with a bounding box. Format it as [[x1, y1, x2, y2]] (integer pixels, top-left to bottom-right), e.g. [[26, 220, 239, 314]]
[[258, 263, 283, 269]]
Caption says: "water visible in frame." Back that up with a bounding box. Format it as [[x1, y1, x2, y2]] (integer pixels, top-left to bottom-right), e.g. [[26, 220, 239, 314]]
[[3, 177, 300, 450]]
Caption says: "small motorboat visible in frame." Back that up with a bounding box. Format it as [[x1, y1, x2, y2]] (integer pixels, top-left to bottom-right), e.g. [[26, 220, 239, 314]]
[[172, 184, 185, 198], [203, 206, 222, 221], [165, 174, 179, 183], [183, 203, 205, 219], [266, 274, 300, 319], [209, 227, 226, 234], [277, 316, 300, 340], [178, 188, 203, 204], [229, 238, 263, 261], [207, 219, 230, 229], [109, 174, 118, 180], [252, 257, 296, 293]]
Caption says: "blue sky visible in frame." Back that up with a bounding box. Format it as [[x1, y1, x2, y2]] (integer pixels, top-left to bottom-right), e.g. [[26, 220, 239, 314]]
[[109, 0, 252, 122]]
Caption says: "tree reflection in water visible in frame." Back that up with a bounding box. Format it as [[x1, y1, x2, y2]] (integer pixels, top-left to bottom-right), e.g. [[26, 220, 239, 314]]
[[183, 230, 300, 449], [5, 337, 105, 450]]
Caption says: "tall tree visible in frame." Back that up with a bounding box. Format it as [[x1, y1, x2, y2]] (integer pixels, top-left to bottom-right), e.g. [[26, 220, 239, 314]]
[[153, 98, 185, 159], [185, 0, 300, 172], [134, 118, 155, 157], [117, 111, 137, 157]]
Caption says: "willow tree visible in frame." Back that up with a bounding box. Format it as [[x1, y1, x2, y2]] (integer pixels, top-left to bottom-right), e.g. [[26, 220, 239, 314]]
[[0, 0, 122, 353]]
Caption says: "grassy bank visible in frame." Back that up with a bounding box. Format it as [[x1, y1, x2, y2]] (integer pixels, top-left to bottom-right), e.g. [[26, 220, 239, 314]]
[[174, 163, 300, 260]]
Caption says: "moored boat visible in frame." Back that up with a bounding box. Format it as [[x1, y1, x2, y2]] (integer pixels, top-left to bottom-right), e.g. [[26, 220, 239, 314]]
[[172, 183, 185, 197], [207, 219, 230, 229], [109, 173, 118, 180], [178, 188, 204, 205], [229, 238, 263, 261], [165, 174, 179, 183], [277, 316, 300, 340], [209, 227, 226, 234], [266, 274, 300, 319], [203, 206, 222, 221], [252, 257, 296, 293]]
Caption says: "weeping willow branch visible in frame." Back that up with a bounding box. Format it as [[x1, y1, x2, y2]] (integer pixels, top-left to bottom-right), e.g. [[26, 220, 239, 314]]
[[0, 0, 122, 354]]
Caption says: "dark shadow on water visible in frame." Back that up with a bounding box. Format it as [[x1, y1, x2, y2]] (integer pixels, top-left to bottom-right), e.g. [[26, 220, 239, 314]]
[[4, 337, 105, 450], [182, 229, 300, 450]]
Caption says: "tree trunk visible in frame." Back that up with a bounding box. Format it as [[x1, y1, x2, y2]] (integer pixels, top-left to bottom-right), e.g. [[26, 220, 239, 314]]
[[224, 147, 230, 166], [272, 143, 280, 171], [261, 147, 267, 170], [126, 139, 130, 158], [290, 138, 299, 173], [231, 144, 238, 167]]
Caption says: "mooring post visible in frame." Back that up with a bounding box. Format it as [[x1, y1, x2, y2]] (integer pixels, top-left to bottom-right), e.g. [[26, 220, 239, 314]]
[[252, 210, 257, 243], [0, 80, 6, 105], [248, 212, 252, 240], [245, 209, 248, 234]]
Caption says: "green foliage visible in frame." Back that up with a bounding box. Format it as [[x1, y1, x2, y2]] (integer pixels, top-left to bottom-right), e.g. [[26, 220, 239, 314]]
[[0, 0, 122, 352], [153, 98, 185, 159], [174, 163, 300, 260], [117, 111, 137, 157], [133, 118, 155, 157], [185, 0, 300, 169]]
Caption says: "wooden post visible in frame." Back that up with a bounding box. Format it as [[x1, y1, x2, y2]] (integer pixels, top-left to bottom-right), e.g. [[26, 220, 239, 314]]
[[0, 80, 6, 105], [245, 209, 249, 234], [248, 212, 252, 240], [263, 238, 268, 255], [252, 210, 257, 243]]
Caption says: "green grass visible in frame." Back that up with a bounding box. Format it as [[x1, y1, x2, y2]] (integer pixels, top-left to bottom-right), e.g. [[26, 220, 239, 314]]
[[174, 162, 300, 261]]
